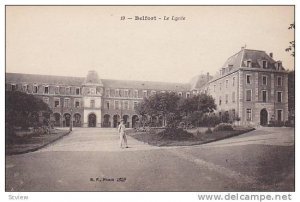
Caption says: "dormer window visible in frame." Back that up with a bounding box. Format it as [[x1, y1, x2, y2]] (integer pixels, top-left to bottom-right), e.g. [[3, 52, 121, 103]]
[[44, 86, 49, 94], [277, 62, 282, 70], [246, 60, 252, 68], [262, 60, 268, 69]]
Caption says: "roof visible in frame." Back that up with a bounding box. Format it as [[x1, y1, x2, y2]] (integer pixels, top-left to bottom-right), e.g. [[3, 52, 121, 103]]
[[6, 73, 85, 86], [6, 72, 191, 91], [221, 48, 282, 70], [189, 74, 213, 90], [101, 79, 190, 91]]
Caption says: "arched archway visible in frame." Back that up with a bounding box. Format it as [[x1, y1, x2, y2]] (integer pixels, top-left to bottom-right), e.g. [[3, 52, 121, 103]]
[[64, 113, 71, 127], [123, 115, 129, 128], [73, 113, 82, 127], [132, 115, 139, 128], [260, 108, 268, 126], [88, 113, 96, 127], [103, 114, 111, 127], [53, 113, 61, 127], [113, 114, 120, 128]]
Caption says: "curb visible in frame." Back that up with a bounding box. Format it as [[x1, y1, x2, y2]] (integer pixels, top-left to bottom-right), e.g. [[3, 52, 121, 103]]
[[6, 130, 72, 156]]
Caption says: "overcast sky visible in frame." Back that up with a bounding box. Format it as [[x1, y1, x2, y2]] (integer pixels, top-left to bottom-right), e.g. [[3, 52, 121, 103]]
[[6, 6, 294, 83]]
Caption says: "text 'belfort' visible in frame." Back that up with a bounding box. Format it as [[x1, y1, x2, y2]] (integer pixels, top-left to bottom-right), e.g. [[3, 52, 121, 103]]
[[120, 15, 186, 21]]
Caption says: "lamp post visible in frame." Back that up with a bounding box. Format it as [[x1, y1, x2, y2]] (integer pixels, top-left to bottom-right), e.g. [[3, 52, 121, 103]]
[[70, 108, 73, 131]]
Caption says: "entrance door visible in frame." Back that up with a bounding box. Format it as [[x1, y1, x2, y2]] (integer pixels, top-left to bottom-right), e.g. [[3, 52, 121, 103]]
[[64, 113, 71, 127], [88, 114, 96, 127], [113, 114, 120, 128], [260, 109, 268, 126]]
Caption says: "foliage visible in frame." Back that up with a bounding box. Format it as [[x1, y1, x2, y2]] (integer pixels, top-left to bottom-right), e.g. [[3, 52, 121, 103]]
[[157, 128, 194, 140], [213, 123, 234, 132], [205, 128, 213, 134], [285, 23, 295, 57], [136, 92, 217, 129], [6, 91, 51, 132], [135, 92, 180, 127]]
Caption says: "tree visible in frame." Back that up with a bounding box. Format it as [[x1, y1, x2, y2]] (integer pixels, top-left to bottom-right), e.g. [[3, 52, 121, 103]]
[[136, 92, 217, 128], [135, 92, 180, 127], [285, 23, 295, 57], [6, 91, 51, 131], [288, 70, 295, 123], [179, 94, 216, 127]]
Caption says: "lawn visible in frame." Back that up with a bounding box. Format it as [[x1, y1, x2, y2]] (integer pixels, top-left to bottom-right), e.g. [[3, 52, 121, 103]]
[[127, 126, 255, 147], [6, 128, 70, 155]]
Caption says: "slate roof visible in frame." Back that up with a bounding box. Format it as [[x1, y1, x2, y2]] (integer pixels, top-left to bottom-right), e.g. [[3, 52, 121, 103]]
[[221, 48, 283, 70], [189, 74, 213, 90], [6, 73, 191, 91]]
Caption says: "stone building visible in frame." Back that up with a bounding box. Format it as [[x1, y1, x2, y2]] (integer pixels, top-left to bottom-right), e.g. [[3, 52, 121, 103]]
[[6, 70, 190, 128], [5, 48, 289, 127], [197, 48, 289, 125]]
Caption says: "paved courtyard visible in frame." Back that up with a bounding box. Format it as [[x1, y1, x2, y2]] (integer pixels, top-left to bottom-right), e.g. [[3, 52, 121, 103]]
[[5, 127, 294, 191]]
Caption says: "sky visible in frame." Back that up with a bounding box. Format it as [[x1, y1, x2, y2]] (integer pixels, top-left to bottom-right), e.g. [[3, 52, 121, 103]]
[[6, 6, 294, 83]]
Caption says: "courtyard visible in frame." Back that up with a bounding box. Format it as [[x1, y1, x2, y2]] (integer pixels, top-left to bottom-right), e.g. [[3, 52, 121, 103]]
[[5, 127, 294, 191]]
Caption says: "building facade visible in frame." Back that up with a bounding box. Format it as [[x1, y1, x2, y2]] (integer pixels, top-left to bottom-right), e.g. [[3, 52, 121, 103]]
[[5, 48, 289, 127], [195, 48, 289, 125]]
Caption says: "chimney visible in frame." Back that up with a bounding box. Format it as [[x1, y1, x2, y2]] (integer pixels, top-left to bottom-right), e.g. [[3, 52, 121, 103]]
[[269, 52, 273, 58]]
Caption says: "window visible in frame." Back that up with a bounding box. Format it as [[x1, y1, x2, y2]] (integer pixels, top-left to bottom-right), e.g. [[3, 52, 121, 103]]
[[277, 62, 282, 70], [186, 92, 190, 98], [246, 90, 252, 101], [277, 92, 282, 103], [134, 90, 138, 98], [262, 60, 267, 69], [262, 76, 267, 85], [66, 87, 70, 95], [115, 89, 120, 97], [124, 101, 129, 110], [226, 80, 228, 88], [90, 99, 95, 108], [11, 84, 16, 91], [219, 82, 222, 90], [133, 101, 138, 110], [54, 99, 60, 107], [232, 92, 236, 103], [43, 97, 49, 104], [44, 86, 49, 94], [33, 85, 38, 93], [213, 85, 216, 92], [143, 90, 147, 97], [232, 77, 235, 86], [262, 90, 267, 102], [106, 101, 110, 109], [225, 94, 228, 104], [115, 100, 119, 110], [219, 96, 222, 105], [277, 110, 283, 121], [55, 86, 59, 94], [64, 98, 70, 108], [277, 76, 282, 86], [75, 100, 80, 108], [246, 60, 252, 67], [246, 75, 251, 84], [124, 90, 129, 97], [22, 84, 28, 92], [76, 88, 80, 95], [246, 109, 252, 121], [105, 89, 110, 97]]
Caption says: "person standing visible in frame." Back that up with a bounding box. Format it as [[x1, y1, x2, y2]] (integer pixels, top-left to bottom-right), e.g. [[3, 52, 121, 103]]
[[118, 119, 128, 148]]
